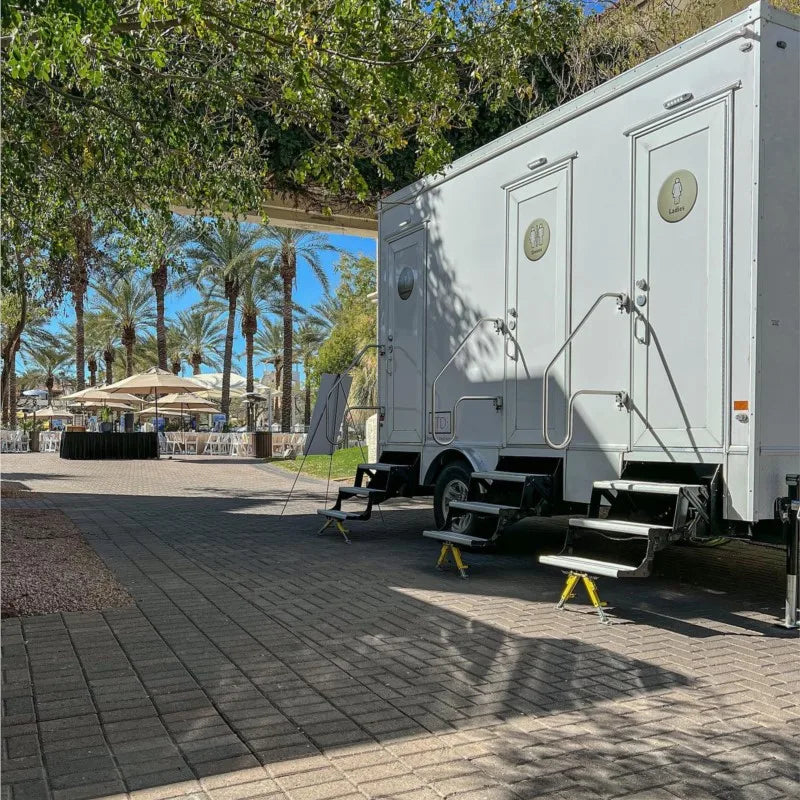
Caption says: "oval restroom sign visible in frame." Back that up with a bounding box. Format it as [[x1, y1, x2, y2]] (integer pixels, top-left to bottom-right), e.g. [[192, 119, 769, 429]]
[[657, 170, 698, 222], [523, 218, 550, 261]]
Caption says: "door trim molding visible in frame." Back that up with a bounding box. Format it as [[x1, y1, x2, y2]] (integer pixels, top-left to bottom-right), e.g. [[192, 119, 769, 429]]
[[623, 81, 742, 137], [627, 92, 734, 453]]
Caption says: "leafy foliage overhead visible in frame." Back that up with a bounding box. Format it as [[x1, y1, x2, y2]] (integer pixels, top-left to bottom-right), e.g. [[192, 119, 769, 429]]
[[2, 0, 582, 239]]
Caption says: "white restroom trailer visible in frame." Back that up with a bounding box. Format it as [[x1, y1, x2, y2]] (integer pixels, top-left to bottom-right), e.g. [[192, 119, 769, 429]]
[[321, 3, 799, 599]]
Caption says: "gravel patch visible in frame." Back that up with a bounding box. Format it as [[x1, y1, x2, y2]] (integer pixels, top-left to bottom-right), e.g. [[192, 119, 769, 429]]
[[1, 480, 34, 498], [1, 509, 133, 617]]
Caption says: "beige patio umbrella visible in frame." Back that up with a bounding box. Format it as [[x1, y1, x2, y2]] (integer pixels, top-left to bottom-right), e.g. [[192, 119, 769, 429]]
[[153, 393, 221, 445], [62, 387, 143, 407], [31, 406, 74, 419], [103, 367, 204, 428], [138, 406, 192, 417]]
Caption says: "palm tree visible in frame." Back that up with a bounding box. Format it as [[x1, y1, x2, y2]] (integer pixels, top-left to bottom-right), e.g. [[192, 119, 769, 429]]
[[21, 340, 72, 401], [92, 274, 156, 377], [176, 305, 226, 375], [186, 219, 272, 418], [254, 319, 284, 422], [262, 227, 335, 431], [310, 290, 344, 333], [294, 319, 326, 426], [238, 264, 282, 394], [142, 215, 192, 371]]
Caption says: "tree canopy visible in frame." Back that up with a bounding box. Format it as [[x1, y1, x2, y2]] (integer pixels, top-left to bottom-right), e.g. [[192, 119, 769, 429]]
[[2, 0, 583, 244]]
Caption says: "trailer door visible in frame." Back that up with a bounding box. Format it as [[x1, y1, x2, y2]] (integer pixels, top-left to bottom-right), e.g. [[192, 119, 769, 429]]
[[385, 226, 426, 443], [631, 100, 729, 452], [505, 163, 571, 445]]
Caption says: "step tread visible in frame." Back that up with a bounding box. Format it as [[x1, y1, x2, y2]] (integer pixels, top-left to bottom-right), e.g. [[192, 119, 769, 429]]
[[570, 518, 671, 536], [594, 479, 702, 495], [539, 554, 639, 578], [423, 530, 489, 547], [317, 509, 369, 521], [358, 463, 407, 472], [339, 486, 386, 497], [449, 500, 519, 515], [472, 471, 547, 483]]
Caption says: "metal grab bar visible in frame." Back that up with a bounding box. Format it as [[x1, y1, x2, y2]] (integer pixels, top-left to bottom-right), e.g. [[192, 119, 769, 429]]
[[431, 317, 505, 446], [542, 292, 630, 450], [324, 343, 384, 445]]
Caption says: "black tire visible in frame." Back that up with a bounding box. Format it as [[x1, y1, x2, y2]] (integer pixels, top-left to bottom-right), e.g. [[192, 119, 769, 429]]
[[433, 462, 492, 537]]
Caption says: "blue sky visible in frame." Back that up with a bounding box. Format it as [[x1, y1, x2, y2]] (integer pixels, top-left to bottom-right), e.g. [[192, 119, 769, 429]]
[[39, 231, 376, 382]]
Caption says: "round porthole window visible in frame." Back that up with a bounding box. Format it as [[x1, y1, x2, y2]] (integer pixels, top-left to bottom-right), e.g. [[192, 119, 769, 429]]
[[397, 267, 415, 300]]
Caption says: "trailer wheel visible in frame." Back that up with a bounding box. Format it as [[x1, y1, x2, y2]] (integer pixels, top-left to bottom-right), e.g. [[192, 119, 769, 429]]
[[434, 462, 491, 537]]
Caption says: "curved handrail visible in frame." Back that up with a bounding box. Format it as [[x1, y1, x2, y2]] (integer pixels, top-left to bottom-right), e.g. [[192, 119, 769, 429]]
[[431, 317, 505, 446], [323, 343, 384, 445], [542, 291, 629, 450]]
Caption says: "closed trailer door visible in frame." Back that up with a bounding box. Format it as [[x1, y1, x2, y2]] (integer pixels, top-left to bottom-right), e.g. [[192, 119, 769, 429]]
[[386, 227, 426, 443], [631, 100, 729, 452], [505, 163, 571, 445]]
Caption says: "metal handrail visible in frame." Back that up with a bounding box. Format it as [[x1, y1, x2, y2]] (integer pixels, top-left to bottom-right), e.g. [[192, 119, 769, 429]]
[[542, 291, 630, 450], [431, 317, 505, 446], [323, 344, 384, 445]]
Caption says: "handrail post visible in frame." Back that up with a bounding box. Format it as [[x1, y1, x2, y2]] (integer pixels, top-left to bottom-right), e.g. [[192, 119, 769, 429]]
[[431, 318, 505, 446], [542, 292, 630, 450]]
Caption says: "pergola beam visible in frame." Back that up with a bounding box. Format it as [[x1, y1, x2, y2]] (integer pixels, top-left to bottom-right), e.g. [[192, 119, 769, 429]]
[[172, 193, 378, 238]]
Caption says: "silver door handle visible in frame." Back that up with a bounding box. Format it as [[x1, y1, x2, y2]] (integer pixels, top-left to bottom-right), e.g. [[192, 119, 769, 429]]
[[633, 313, 649, 345]]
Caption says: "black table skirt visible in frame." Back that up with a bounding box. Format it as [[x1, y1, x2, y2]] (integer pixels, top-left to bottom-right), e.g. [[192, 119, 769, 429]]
[[60, 431, 159, 460]]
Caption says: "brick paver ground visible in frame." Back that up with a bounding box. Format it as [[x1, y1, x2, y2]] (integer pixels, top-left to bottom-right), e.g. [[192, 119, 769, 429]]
[[1, 454, 798, 800]]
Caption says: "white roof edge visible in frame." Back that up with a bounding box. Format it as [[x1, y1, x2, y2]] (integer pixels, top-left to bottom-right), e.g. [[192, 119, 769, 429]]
[[381, 1, 788, 209]]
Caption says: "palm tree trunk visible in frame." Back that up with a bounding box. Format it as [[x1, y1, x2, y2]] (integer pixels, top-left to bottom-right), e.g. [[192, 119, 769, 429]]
[[125, 343, 134, 377], [245, 332, 255, 394], [281, 269, 294, 432], [74, 288, 86, 390], [221, 291, 237, 420], [88, 357, 97, 387], [1, 377, 7, 427], [8, 347, 18, 429], [104, 351, 114, 385], [191, 355, 202, 375], [304, 357, 311, 426], [152, 261, 168, 370]]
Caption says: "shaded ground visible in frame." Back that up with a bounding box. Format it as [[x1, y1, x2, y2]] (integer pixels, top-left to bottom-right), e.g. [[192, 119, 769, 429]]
[[0, 454, 798, 800], [1, 507, 133, 618]]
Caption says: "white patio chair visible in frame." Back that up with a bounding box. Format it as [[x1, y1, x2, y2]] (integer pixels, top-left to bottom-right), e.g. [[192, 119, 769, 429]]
[[14, 431, 30, 453], [183, 433, 198, 455], [203, 432, 223, 455]]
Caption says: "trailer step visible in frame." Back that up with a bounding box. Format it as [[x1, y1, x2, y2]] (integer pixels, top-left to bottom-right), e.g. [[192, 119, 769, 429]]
[[449, 500, 519, 515], [570, 518, 671, 537], [339, 486, 387, 498], [472, 471, 545, 483], [422, 530, 489, 548], [317, 509, 370, 521], [594, 479, 702, 495], [358, 463, 399, 472], [539, 554, 640, 579]]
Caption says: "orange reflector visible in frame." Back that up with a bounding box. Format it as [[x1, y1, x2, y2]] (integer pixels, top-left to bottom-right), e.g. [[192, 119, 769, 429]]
[[733, 400, 749, 411]]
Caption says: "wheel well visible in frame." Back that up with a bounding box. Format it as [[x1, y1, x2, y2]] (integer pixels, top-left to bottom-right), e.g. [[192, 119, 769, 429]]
[[423, 449, 476, 487]]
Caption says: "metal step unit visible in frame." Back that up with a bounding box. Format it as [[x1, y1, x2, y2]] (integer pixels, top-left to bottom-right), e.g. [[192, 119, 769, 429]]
[[425, 463, 560, 554], [539, 466, 721, 580], [316, 456, 419, 539]]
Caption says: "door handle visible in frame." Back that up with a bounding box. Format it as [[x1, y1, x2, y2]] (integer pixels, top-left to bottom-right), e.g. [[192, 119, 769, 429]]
[[633, 312, 649, 345]]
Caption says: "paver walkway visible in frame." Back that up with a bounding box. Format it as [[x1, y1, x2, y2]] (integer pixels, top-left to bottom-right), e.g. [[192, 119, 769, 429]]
[[2, 454, 798, 800]]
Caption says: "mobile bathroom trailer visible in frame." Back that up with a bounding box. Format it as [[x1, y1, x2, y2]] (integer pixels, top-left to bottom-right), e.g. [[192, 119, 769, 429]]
[[318, 2, 799, 589]]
